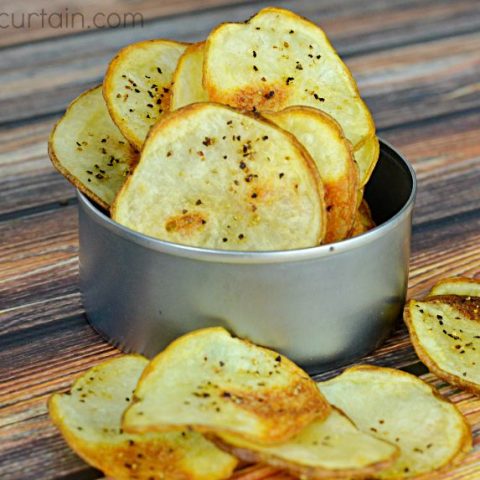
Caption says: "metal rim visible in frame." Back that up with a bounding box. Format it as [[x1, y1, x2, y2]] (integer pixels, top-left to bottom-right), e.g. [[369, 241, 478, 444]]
[[78, 138, 416, 264]]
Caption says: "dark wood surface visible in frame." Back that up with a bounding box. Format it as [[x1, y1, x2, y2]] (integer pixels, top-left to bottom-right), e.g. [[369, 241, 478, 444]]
[[1, 0, 480, 479]]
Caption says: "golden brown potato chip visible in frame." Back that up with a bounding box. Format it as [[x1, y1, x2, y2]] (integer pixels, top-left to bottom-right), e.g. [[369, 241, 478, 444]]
[[112, 102, 326, 250], [213, 407, 398, 479], [263, 107, 358, 243], [405, 295, 480, 395], [355, 187, 364, 209], [204, 7, 374, 150], [349, 199, 376, 238], [48, 86, 137, 210], [354, 134, 380, 187], [123, 327, 330, 444], [229, 465, 284, 480], [319, 365, 471, 479], [49, 355, 237, 480], [104, 39, 188, 149], [171, 42, 209, 110], [428, 277, 480, 298]]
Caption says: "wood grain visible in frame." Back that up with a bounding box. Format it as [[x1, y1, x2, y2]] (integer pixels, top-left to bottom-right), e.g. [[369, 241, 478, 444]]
[[1, 0, 480, 479]]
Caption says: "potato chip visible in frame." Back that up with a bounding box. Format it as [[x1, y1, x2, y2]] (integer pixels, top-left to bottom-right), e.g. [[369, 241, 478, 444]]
[[171, 42, 209, 110], [428, 277, 480, 298], [349, 199, 376, 238], [204, 7, 374, 150], [213, 407, 398, 479], [263, 106, 358, 243], [229, 465, 285, 480], [112, 102, 326, 250], [104, 39, 188, 149], [319, 365, 471, 479], [405, 295, 480, 395], [355, 187, 364, 209], [48, 86, 137, 210], [354, 134, 380, 186], [49, 355, 237, 480], [123, 327, 330, 444]]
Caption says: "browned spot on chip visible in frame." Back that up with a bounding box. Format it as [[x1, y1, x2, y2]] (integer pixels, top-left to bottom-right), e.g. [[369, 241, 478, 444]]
[[165, 212, 206, 234], [262, 106, 357, 244], [217, 82, 289, 112], [323, 167, 357, 243], [220, 379, 328, 440], [349, 199, 376, 238], [427, 295, 480, 321]]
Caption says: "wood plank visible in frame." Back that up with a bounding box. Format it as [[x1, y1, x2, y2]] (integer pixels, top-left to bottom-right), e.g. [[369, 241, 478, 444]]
[[0, 118, 74, 217], [0, 0, 479, 125], [0, 206, 79, 313], [0, 293, 83, 337], [349, 32, 480, 129]]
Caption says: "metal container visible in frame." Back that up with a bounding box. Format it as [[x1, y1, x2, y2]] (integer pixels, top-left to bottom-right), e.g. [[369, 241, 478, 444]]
[[78, 139, 416, 372]]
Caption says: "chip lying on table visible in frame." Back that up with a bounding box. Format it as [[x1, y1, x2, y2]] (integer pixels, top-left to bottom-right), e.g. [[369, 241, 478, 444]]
[[50, 329, 472, 479], [318, 365, 471, 479], [212, 407, 398, 479], [48, 355, 238, 480], [122, 327, 330, 444], [428, 276, 480, 298], [405, 293, 480, 395]]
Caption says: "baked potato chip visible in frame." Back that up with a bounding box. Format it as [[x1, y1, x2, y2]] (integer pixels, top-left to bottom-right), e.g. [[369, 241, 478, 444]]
[[263, 107, 357, 243], [48, 86, 137, 210], [355, 187, 364, 209], [204, 7, 374, 149], [123, 327, 330, 444], [213, 408, 398, 479], [49, 355, 237, 480], [349, 199, 376, 238], [112, 102, 326, 250], [104, 39, 188, 149], [405, 295, 480, 395], [171, 42, 209, 110], [428, 277, 480, 297], [319, 365, 471, 479], [354, 135, 380, 186]]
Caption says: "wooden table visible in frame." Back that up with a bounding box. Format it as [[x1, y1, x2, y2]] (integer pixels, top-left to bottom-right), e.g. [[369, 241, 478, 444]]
[[1, 0, 479, 478]]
